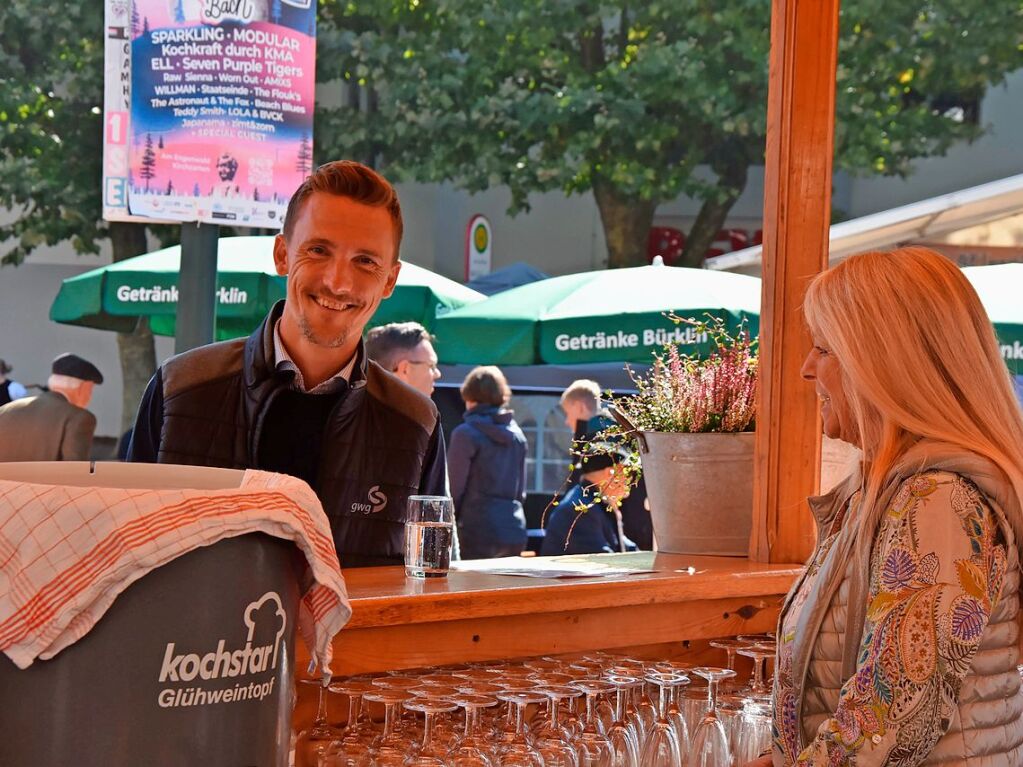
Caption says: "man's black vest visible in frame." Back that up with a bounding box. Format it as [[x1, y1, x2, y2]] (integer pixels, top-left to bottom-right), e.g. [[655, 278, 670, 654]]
[[0, 381, 13, 407], [155, 306, 438, 564]]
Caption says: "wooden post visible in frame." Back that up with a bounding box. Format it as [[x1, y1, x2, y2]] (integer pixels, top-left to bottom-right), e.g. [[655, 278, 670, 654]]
[[750, 0, 841, 563]]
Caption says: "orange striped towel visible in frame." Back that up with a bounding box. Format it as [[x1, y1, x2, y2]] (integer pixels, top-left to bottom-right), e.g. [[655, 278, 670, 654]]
[[0, 469, 349, 677]]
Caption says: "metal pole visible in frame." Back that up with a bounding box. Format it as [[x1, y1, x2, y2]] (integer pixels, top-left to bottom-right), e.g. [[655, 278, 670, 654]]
[[175, 222, 219, 354]]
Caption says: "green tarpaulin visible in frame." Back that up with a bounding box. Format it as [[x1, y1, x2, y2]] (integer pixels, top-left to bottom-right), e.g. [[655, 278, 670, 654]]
[[49, 236, 484, 341], [433, 261, 762, 365]]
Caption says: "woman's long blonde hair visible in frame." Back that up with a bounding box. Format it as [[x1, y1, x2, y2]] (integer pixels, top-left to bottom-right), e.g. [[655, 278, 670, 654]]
[[803, 247, 1023, 550]]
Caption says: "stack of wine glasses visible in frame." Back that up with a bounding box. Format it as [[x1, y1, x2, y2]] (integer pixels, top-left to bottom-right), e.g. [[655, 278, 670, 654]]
[[294, 635, 777, 766]]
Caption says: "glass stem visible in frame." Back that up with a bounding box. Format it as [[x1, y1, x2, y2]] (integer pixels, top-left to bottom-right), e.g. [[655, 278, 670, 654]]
[[348, 694, 362, 729], [550, 697, 561, 728], [315, 683, 328, 725], [421, 711, 435, 751], [707, 678, 719, 715], [614, 686, 629, 720], [464, 705, 476, 738], [382, 702, 395, 739], [515, 701, 527, 735], [657, 683, 672, 724], [753, 655, 765, 693]]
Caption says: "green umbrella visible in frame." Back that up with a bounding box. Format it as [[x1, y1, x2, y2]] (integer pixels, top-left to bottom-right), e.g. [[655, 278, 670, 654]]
[[49, 236, 484, 341], [433, 260, 761, 365], [963, 263, 1023, 375]]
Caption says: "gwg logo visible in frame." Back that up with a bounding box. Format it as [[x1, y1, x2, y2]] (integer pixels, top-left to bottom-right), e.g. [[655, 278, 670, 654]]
[[351, 485, 388, 514]]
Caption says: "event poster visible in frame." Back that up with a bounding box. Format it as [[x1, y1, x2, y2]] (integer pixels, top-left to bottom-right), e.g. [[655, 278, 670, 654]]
[[127, 0, 316, 227], [103, 0, 168, 222]]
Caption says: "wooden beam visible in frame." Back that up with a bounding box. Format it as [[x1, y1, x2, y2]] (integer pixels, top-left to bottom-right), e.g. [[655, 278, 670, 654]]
[[751, 0, 841, 563]]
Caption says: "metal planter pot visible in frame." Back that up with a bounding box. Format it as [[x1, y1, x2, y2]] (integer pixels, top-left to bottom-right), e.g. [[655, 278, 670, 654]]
[[638, 431, 755, 555]]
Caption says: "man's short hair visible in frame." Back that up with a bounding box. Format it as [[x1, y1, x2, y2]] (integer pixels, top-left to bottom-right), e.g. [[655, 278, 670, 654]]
[[460, 366, 511, 408], [560, 379, 602, 413], [282, 160, 403, 257], [365, 322, 433, 371]]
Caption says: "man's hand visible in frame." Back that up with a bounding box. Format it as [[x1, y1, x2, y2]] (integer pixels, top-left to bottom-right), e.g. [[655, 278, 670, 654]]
[[742, 757, 774, 767]]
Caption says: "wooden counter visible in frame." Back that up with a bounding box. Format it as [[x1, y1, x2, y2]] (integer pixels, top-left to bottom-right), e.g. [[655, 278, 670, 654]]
[[298, 552, 802, 677]]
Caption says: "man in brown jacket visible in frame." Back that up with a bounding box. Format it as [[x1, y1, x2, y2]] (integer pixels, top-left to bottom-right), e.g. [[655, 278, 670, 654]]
[[0, 354, 103, 462]]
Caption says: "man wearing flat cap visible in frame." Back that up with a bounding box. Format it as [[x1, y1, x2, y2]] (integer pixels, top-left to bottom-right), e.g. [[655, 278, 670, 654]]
[[540, 444, 638, 556], [0, 353, 103, 462]]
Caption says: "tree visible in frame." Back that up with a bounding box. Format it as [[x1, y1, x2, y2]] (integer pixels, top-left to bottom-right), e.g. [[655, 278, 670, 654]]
[[0, 0, 160, 433], [317, 0, 1023, 268], [173, 0, 185, 24], [140, 133, 157, 191]]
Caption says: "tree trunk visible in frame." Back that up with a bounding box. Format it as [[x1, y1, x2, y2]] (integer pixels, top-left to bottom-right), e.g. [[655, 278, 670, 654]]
[[679, 156, 750, 269], [592, 178, 658, 269], [110, 222, 157, 436]]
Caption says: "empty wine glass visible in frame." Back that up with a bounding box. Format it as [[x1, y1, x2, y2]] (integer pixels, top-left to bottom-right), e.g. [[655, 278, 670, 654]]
[[736, 643, 776, 696], [639, 672, 687, 767], [687, 667, 736, 767], [364, 689, 414, 767], [533, 686, 582, 767], [571, 679, 615, 767], [448, 694, 499, 767], [404, 697, 460, 766], [496, 691, 547, 767], [602, 674, 642, 767], [295, 679, 344, 767], [708, 639, 746, 675], [731, 695, 773, 766]]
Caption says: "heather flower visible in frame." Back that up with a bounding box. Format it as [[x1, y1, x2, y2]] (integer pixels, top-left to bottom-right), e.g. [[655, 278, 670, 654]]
[[543, 314, 757, 546], [612, 314, 757, 434]]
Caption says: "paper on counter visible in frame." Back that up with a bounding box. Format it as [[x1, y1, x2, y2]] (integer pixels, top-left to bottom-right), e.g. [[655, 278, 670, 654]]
[[450, 552, 657, 579]]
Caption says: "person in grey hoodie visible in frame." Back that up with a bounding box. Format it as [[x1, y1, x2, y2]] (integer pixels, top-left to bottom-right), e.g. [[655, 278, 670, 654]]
[[448, 366, 528, 559]]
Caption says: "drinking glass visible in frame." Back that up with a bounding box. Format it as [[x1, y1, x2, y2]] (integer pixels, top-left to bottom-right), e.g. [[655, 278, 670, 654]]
[[405, 495, 455, 578], [571, 680, 615, 767], [731, 696, 773, 766], [319, 678, 379, 766], [687, 667, 735, 767], [735, 643, 776, 696], [496, 692, 547, 767], [639, 672, 687, 767], [448, 694, 499, 767], [365, 689, 414, 767], [404, 698, 460, 766], [707, 639, 746, 675], [604, 675, 642, 767], [533, 686, 581, 767], [295, 679, 344, 767]]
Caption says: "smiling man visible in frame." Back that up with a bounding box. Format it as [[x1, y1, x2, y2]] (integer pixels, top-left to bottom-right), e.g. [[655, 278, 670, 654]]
[[127, 161, 448, 567]]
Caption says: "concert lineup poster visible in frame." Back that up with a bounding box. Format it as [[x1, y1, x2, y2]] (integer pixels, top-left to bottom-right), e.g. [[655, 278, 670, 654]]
[[127, 0, 316, 227]]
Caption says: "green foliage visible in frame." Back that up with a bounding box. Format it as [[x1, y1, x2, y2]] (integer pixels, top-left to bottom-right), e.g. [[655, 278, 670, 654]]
[[0, 1, 107, 265], [317, 0, 1022, 263]]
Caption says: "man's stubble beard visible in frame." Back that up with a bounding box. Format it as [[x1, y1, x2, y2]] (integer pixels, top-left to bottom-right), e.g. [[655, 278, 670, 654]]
[[298, 312, 350, 349]]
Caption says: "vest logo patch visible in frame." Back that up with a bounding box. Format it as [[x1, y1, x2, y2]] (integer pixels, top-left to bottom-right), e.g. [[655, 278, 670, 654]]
[[351, 485, 388, 514]]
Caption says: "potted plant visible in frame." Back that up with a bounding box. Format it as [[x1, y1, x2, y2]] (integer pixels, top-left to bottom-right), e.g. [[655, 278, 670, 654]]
[[586, 314, 759, 555]]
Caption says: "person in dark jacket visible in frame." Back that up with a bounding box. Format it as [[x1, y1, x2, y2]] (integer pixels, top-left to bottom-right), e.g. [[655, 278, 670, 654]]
[[449, 366, 528, 559], [541, 447, 637, 556], [559, 379, 653, 550], [127, 161, 448, 568]]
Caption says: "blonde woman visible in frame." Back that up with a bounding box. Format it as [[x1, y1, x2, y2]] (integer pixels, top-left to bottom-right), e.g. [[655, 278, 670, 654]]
[[757, 247, 1023, 767]]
